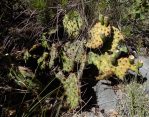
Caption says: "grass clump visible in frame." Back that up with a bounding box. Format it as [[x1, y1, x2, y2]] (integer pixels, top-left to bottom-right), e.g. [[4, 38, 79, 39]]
[[118, 81, 149, 117]]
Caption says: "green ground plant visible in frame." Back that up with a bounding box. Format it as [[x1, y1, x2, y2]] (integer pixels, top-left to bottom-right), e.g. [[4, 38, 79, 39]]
[[118, 81, 149, 117]]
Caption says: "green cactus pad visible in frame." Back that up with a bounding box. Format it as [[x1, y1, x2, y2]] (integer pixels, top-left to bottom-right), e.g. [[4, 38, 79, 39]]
[[99, 14, 104, 25], [56, 71, 80, 109], [63, 10, 83, 37], [111, 26, 125, 51], [88, 52, 114, 80], [61, 51, 74, 72], [114, 57, 140, 79], [61, 40, 85, 72], [104, 16, 110, 27], [88, 51, 142, 80], [37, 52, 49, 69], [49, 44, 58, 69], [64, 73, 80, 109]]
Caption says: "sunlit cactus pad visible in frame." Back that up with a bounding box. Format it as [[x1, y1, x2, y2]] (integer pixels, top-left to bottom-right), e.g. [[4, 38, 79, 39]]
[[63, 10, 83, 37], [86, 22, 112, 49], [114, 57, 141, 79], [111, 26, 125, 51], [88, 52, 114, 80], [88, 52, 142, 80]]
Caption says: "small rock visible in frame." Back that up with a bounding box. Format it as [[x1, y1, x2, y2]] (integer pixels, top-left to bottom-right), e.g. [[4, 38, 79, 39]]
[[108, 109, 120, 117], [138, 56, 149, 79]]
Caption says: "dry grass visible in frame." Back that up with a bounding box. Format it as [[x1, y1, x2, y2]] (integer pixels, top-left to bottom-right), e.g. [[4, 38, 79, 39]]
[[118, 81, 149, 117]]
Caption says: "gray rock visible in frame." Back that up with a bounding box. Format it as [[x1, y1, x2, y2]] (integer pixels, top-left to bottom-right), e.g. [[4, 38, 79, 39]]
[[94, 80, 120, 113], [138, 56, 149, 94], [138, 56, 149, 79]]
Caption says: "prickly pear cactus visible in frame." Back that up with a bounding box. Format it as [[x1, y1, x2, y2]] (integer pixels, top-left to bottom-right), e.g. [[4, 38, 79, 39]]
[[88, 51, 142, 80], [63, 10, 83, 37], [84, 14, 144, 80], [56, 71, 80, 109], [61, 40, 85, 72], [110, 26, 125, 52], [114, 56, 143, 79], [88, 52, 114, 80], [37, 52, 49, 69], [86, 19, 111, 49], [49, 43, 58, 69]]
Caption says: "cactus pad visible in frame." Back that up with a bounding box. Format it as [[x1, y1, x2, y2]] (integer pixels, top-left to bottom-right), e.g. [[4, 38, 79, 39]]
[[63, 10, 83, 37], [61, 40, 85, 72], [56, 71, 80, 109], [88, 52, 114, 80], [114, 57, 140, 79], [64, 73, 80, 109], [111, 26, 125, 51], [86, 22, 111, 49], [49, 44, 58, 69], [88, 52, 142, 80]]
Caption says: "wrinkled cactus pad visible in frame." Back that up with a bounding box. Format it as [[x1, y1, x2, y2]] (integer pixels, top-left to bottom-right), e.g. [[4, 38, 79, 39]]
[[63, 10, 83, 37], [88, 52, 114, 80], [86, 22, 112, 49], [56, 71, 80, 109], [61, 40, 85, 72], [110, 26, 125, 51], [88, 52, 142, 80], [114, 57, 140, 79]]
